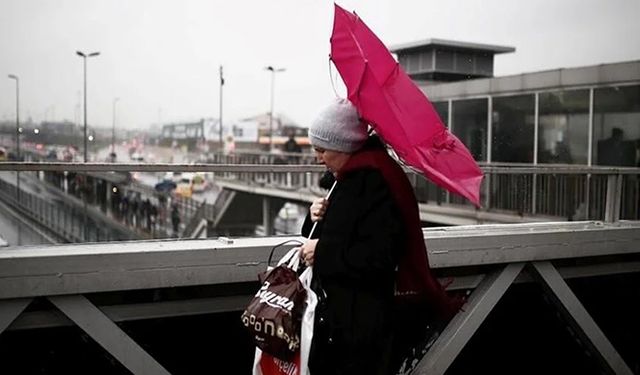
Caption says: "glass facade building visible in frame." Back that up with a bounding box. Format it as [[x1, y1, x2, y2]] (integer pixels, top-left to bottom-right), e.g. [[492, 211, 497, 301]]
[[421, 61, 640, 167], [452, 98, 488, 161], [393, 43, 639, 220]]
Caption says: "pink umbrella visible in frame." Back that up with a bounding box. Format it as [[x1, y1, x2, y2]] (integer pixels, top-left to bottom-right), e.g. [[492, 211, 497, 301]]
[[330, 4, 483, 205]]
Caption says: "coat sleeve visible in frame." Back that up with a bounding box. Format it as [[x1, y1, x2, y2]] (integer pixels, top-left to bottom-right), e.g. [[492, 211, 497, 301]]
[[314, 170, 403, 284]]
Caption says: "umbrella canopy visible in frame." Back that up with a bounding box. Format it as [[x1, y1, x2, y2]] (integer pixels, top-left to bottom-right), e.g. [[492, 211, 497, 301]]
[[330, 4, 483, 205], [155, 179, 177, 193]]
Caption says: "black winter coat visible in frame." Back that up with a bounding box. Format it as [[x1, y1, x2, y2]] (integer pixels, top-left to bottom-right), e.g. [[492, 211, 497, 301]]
[[302, 168, 405, 375]]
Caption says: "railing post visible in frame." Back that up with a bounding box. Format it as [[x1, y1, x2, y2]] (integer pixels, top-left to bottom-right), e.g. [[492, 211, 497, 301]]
[[584, 174, 591, 220], [262, 197, 273, 236], [62, 204, 67, 234], [604, 174, 622, 222], [59, 206, 64, 236], [531, 174, 537, 215], [483, 171, 491, 210]]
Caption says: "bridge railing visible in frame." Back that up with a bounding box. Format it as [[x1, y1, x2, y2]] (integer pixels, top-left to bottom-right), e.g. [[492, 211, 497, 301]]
[[447, 165, 640, 221], [202, 153, 640, 220], [1, 162, 639, 231], [201, 152, 640, 221], [0, 176, 130, 243], [205, 150, 318, 166], [202, 160, 640, 222], [0, 221, 637, 374]]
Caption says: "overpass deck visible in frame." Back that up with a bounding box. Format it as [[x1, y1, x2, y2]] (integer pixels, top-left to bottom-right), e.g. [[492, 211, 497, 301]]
[[0, 221, 638, 374]]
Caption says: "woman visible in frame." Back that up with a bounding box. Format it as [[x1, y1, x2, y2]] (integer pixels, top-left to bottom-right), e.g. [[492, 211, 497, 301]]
[[299, 99, 458, 374]]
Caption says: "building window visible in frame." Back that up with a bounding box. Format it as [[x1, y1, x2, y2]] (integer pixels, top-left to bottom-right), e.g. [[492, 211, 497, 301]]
[[475, 54, 493, 75], [491, 94, 535, 163], [419, 50, 433, 72], [452, 98, 488, 161], [435, 49, 454, 71], [455, 52, 474, 73], [398, 55, 408, 71], [407, 54, 420, 73], [432, 101, 449, 128], [593, 85, 640, 166], [538, 89, 589, 164]]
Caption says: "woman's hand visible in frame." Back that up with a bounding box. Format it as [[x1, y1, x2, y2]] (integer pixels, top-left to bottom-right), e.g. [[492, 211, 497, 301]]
[[299, 239, 318, 266], [309, 198, 328, 222]]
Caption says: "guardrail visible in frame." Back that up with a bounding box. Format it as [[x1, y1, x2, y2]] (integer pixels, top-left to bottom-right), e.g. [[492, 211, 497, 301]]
[[0, 221, 637, 374], [0, 177, 134, 243], [1, 161, 637, 223]]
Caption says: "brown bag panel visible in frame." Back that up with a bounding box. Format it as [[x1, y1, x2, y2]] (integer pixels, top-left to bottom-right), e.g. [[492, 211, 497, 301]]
[[242, 265, 307, 360]]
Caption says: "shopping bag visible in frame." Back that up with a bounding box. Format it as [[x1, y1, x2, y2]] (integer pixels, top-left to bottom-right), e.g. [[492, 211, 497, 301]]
[[253, 349, 300, 375], [253, 264, 317, 375], [298, 266, 317, 375], [242, 248, 307, 361], [251, 181, 336, 374]]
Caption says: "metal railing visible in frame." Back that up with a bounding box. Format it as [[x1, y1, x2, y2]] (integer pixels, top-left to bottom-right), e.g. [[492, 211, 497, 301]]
[[205, 150, 318, 166], [183, 200, 208, 238], [1, 161, 639, 232], [201, 154, 640, 221], [0, 177, 135, 243]]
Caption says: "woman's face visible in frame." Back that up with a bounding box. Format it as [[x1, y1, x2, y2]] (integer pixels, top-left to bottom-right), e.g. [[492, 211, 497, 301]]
[[314, 147, 350, 174]]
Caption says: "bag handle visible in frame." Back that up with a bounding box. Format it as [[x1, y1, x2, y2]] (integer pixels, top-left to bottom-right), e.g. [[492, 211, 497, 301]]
[[267, 239, 304, 267]]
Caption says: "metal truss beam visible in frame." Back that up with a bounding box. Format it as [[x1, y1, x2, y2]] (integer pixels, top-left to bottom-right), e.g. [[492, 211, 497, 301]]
[[0, 298, 31, 334], [8, 295, 250, 331], [413, 262, 525, 375], [48, 295, 171, 375], [530, 261, 633, 375]]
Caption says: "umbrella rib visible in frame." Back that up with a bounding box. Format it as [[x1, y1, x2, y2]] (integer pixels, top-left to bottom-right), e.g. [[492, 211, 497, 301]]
[[348, 12, 367, 60], [348, 21, 367, 99]]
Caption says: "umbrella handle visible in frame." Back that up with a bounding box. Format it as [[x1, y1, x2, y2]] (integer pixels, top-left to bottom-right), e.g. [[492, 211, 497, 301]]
[[328, 57, 341, 99], [307, 180, 337, 239]]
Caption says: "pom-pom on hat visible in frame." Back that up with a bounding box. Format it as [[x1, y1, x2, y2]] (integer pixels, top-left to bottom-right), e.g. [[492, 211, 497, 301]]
[[309, 98, 367, 153]]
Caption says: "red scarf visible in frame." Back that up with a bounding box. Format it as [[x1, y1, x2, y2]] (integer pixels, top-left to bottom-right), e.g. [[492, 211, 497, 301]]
[[338, 147, 461, 318]]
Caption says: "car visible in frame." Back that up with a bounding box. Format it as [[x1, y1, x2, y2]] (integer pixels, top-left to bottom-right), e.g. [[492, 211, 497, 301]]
[[175, 177, 193, 198], [130, 153, 145, 162], [191, 173, 208, 193], [174, 172, 208, 198]]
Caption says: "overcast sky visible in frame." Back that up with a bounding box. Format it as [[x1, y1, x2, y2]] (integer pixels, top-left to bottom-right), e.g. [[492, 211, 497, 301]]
[[1, 0, 639, 131]]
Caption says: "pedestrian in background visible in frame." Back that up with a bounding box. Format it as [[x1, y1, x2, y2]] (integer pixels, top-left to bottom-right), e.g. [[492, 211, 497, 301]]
[[171, 204, 180, 237]]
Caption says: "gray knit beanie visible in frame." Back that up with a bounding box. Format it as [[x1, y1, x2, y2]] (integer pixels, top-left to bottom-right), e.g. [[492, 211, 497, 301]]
[[309, 98, 367, 153]]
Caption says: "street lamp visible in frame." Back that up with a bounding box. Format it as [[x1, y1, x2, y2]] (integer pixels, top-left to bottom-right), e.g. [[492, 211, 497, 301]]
[[76, 50, 100, 162], [112, 97, 119, 161], [7, 74, 19, 159], [219, 65, 224, 146], [7, 74, 20, 200], [265, 66, 286, 152]]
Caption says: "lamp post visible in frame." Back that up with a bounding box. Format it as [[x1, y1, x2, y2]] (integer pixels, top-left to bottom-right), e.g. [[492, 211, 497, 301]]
[[76, 50, 100, 163], [265, 66, 285, 152], [219, 65, 224, 146], [112, 97, 119, 161], [7, 74, 20, 200], [76, 50, 99, 242]]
